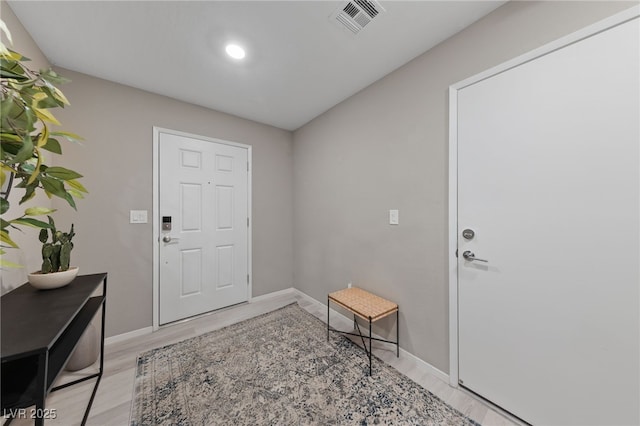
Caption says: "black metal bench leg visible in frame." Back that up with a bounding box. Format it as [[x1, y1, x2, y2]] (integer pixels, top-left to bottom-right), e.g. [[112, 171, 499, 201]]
[[396, 309, 399, 357], [368, 316, 372, 376], [327, 297, 330, 341]]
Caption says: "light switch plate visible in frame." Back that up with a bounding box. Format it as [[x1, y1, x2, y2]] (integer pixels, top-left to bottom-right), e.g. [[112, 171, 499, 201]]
[[389, 209, 399, 225], [130, 210, 148, 224]]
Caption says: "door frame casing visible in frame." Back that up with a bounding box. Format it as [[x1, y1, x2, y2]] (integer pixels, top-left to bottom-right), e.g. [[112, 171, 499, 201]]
[[447, 6, 639, 387], [152, 126, 253, 331]]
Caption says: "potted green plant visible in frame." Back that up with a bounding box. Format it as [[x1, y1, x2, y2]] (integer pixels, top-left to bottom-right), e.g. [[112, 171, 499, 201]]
[[1, 19, 87, 282], [27, 216, 78, 289]]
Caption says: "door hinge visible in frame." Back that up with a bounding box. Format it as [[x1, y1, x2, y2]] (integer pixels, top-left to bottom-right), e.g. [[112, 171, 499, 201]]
[[247, 162, 249, 171], [247, 217, 249, 227], [247, 274, 250, 284]]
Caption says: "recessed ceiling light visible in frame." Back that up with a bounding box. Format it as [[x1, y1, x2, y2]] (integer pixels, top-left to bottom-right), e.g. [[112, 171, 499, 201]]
[[225, 44, 245, 60]]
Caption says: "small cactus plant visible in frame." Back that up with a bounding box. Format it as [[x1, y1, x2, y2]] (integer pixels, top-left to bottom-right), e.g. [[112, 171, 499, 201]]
[[38, 216, 75, 274]]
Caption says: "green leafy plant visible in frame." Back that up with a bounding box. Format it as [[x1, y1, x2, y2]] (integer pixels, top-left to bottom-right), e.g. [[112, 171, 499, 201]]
[[1, 20, 87, 269], [38, 215, 74, 273]]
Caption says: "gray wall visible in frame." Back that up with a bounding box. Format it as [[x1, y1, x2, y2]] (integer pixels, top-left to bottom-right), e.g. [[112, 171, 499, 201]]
[[292, 1, 636, 373], [49, 70, 293, 337]]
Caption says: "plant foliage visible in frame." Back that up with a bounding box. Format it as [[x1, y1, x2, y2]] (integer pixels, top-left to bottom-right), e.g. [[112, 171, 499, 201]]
[[1, 20, 87, 268]]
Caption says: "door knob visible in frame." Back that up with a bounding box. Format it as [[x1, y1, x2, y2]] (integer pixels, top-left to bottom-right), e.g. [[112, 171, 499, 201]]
[[462, 250, 488, 262], [162, 235, 181, 243]]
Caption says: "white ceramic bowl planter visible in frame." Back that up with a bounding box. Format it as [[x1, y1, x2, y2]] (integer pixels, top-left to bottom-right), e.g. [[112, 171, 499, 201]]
[[28, 266, 79, 290]]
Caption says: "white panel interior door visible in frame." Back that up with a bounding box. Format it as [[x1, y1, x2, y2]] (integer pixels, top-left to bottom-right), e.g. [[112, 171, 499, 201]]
[[457, 18, 639, 425], [159, 132, 249, 325]]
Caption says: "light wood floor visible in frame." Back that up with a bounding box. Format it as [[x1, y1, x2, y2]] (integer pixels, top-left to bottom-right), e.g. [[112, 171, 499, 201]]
[[4, 291, 519, 425]]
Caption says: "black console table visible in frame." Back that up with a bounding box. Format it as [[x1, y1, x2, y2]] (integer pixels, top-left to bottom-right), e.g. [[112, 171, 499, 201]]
[[1, 273, 107, 426]]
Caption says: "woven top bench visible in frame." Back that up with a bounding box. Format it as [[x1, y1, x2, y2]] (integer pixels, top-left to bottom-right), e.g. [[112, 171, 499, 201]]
[[328, 287, 398, 322], [327, 287, 399, 375]]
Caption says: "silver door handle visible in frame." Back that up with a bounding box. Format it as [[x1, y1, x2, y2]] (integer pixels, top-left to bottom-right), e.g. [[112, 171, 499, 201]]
[[162, 235, 180, 243], [462, 250, 488, 262]]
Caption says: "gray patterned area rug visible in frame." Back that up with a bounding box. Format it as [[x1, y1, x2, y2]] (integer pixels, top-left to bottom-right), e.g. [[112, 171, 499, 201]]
[[130, 303, 479, 425]]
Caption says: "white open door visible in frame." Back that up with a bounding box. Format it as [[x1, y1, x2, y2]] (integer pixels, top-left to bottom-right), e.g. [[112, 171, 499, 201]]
[[156, 129, 250, 325], [453, 12, 639, 425]]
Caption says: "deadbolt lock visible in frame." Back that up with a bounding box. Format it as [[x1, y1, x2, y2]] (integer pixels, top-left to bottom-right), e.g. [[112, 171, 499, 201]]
[[462, 229, 475, 240]]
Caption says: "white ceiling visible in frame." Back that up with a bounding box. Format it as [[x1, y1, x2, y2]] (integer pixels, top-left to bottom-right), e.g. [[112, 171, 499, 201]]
[[8, 1, 506, 131]]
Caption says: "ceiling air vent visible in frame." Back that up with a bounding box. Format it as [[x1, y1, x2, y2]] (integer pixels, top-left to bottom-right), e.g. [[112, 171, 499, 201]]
[[330, 0, 386, 35]]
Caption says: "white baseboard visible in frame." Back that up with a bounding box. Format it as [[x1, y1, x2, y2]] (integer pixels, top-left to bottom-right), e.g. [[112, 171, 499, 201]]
[[401, 344, 449, 383], [292, 288, 450, 383], [250, 287, 295, 303], [105, 326, 153, 346]]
